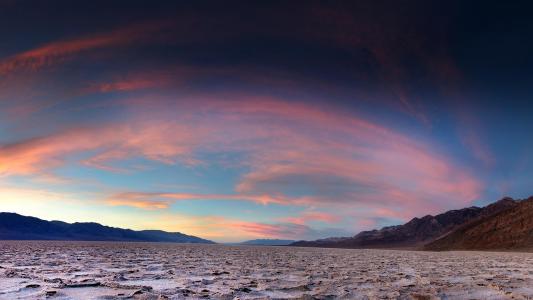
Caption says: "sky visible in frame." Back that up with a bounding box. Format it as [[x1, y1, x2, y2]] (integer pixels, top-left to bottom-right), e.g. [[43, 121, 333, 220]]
[[1, 1, 533, 242]]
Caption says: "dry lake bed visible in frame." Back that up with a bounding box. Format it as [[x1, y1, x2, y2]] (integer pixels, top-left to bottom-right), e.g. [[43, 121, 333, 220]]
[[1, 241, 533, 299]]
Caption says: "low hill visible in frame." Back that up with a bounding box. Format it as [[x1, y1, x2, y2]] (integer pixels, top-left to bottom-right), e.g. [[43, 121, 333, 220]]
[[0, 212, 215, 244]]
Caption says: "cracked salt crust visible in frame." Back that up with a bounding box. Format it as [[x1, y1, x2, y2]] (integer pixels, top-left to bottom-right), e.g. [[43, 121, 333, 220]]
[[1, 241, 533, 299]]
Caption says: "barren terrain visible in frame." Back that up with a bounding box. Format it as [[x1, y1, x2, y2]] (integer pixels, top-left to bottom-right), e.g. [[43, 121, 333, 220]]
[[1, 241, 533, 299]]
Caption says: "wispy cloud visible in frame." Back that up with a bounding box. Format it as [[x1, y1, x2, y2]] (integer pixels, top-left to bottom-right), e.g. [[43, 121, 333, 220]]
[[105, 192, 308, 208], [0, 184, 350, 242], [0, 121, 204, 177], [139, 214, 351, 242], [0, 96, 483, 221], [0, 21, 170, 75], [279, 211, 341, 225], [456, 112, 496, 168]]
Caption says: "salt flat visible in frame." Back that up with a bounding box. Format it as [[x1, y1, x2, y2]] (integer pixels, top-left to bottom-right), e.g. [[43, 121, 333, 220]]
[[1, 241, 532, 299]]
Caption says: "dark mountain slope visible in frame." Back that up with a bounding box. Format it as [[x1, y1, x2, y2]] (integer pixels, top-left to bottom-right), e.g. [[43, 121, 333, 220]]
[[0, 212, 214, 244], [292, 197, 518, 249], [425, 197, 533, 251]]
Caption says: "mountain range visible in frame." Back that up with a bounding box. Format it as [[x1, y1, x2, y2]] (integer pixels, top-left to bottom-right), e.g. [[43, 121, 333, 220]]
[[4, 195, 533, 251], [292, 197, 522, 250], [0, 212, 214, 244]]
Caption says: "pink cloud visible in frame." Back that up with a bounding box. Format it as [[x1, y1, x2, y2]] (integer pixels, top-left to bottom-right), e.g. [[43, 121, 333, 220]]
[[0, 96, 484, 220], [279, 211, 341, 225], [0, 21, 170, 75], [220, 219, 347, 240], [105, 192, 310, 207], [97, 78, 168, 93], [0, 121, 205, 177], [148, 214, 349, 241]]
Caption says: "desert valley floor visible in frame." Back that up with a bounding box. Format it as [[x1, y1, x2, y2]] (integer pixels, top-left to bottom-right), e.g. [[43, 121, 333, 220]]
[[1, 242, 533, 299]]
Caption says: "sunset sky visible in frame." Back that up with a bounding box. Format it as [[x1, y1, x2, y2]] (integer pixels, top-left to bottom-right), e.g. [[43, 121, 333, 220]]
[[1, 1, 533, 242]]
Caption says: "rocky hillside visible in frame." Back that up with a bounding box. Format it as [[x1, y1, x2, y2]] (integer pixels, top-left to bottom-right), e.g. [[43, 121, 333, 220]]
[[292, 197, 518, 249], [425, 197, 533, 251], [0, 212, 215, 244]]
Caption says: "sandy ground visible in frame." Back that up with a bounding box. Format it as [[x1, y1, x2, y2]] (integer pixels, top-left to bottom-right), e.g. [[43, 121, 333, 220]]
[[1, 241, 533, 299]]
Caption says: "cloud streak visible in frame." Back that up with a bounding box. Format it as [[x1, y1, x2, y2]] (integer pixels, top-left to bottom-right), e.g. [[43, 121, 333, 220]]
[[140, 214, 351, 242], [0, 121, 204, 177], [279, 211, 341, 225], [0, 96, 483, 223], [105, 192, 308, 208], [0, 21, 170, 75]]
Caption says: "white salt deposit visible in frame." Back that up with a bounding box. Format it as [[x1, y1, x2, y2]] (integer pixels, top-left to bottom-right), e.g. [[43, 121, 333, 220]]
[[1, 241, 533, 299]]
